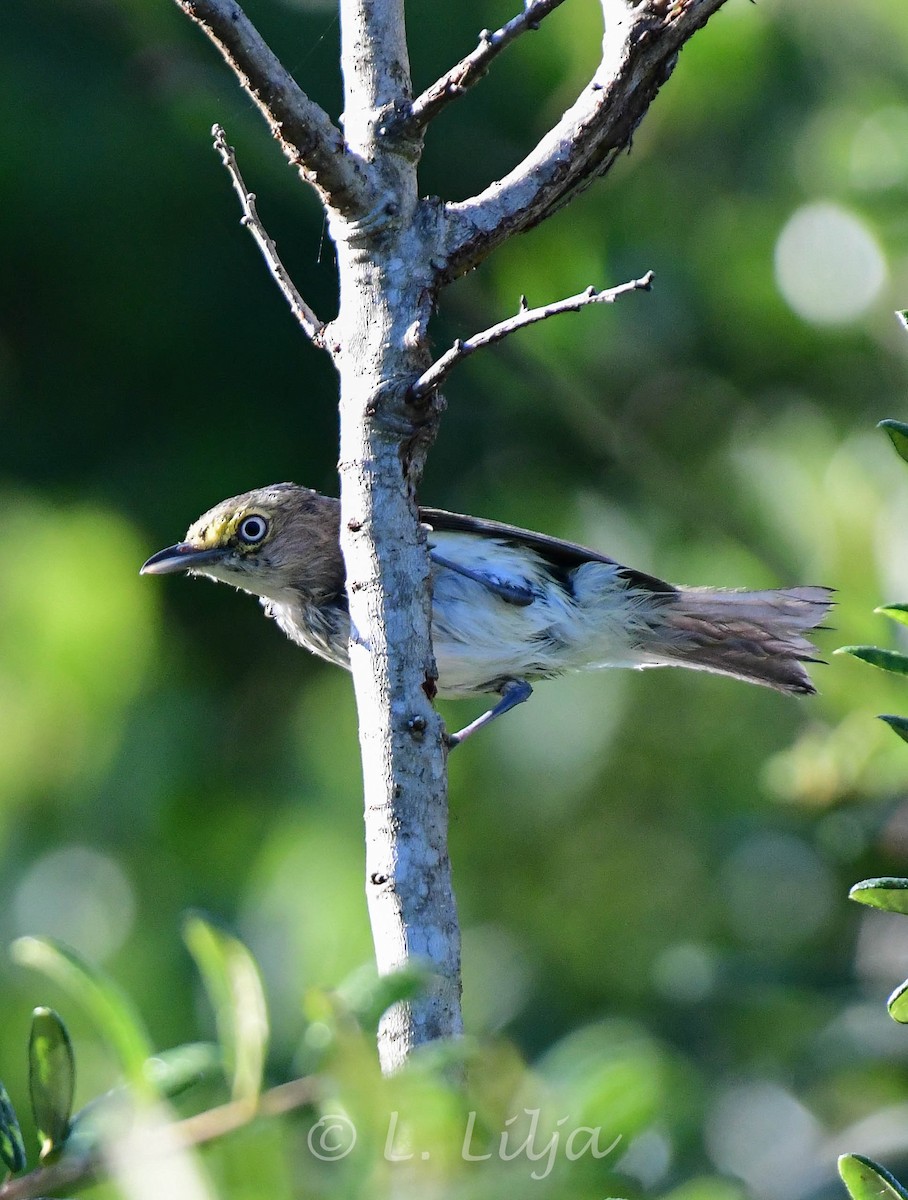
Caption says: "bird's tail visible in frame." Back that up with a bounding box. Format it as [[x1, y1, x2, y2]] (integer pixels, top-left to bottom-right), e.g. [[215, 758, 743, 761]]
[[645, 585, 834, 695]]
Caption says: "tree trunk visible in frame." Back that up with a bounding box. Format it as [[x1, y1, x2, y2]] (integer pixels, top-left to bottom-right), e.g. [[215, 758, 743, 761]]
[[332, 0, 461, 1073]]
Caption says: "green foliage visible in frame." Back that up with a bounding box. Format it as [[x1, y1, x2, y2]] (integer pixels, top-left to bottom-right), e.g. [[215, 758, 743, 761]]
[[0, 932, 664, 1197], [838, 414, 908, 1200], [28, 1007, 74, 1164], [836, 646, 908, 675], [874, 605, 908, 627], [878, 715, 908, 743], [334, 962, 433, 1037], [878, 419, 908, 465], [834, 420, 908, 746], [182, 913, 268, 1105], [143, 1042, 223, 1099], [886, 980, 908, 1024], [849, 877, 908, 914], [840, 1154, 908, 1200], [0, 1081, 26, 1175], [11, 938, 153, 1094]]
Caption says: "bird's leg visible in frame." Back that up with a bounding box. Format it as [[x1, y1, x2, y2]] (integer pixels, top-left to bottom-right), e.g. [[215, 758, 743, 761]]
[[446, 679, 533, 748]]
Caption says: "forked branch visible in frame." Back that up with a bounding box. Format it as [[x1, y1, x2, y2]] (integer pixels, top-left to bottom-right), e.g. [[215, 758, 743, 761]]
[[410, 271, 654, 400], [439, 0, 729, 281], [212, 125, 329, 351], [404, 0, 569, 135], [175, 0, 377, 217]]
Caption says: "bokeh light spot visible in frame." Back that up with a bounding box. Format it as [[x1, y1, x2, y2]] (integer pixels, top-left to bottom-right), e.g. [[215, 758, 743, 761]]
[[850, 107, 908, 191], [13, 844, 136, 960], [774, 202, 886, 325]]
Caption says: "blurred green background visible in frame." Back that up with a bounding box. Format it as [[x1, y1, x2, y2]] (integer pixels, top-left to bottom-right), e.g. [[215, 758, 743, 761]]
[[5, 0, 908, 1196]]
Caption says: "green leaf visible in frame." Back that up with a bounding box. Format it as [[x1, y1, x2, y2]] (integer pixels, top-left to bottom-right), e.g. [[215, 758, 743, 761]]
[[888, 979, 908, 1024], [335, 962, 430, 1035], [880, 715, 908, 744], [875, 604, 908, 627], [839, 1153, 908, 1200], [879, 419, 908, 465], [0, 1080, 27, 1174], [182, 914, 268, 1104], [11, 938, 154, 1094], [28, 1007, 75, 1164], [849, 878, 908, 914], [896, 312, 908, 333], [835, 646, 908, 675], [143, 1042, 222, 1099], [66, 1042, 222, 1160]]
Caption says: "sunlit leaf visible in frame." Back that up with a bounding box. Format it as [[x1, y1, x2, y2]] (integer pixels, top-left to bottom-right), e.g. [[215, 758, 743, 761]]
[[888, 979, 908, 1024], [879, 419, 908, 466], [849, 878, 908, 915], [839, 1153, 908, 1200], [28, 1007, 75, 1163], [876, 604, 908, 627], [834, 646, 908, 675], [11, 938, 153, 1093], [879, 715, 908, 745], [183, 914, 268, 1105], [0, 1080, 26, 1174]]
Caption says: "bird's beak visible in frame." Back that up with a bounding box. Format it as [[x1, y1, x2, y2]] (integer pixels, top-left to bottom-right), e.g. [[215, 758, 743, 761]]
[[140, 543, 228, 576]]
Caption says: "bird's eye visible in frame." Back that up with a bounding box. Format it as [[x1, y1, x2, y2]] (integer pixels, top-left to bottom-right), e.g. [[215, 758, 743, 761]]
[[238, 514, 269, 544]]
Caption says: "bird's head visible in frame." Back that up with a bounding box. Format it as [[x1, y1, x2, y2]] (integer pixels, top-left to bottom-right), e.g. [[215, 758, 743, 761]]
[[140, 483, 343, 602]]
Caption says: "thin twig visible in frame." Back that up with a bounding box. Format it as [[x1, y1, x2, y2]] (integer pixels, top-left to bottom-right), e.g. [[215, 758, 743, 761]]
[[175, 0, 376, 217], [409, 271, 653, 400], [0, 1076, 319, 1200], [440, 0, 729, 282], [403, 0, 569, 134], [212, 126, 329, 351]]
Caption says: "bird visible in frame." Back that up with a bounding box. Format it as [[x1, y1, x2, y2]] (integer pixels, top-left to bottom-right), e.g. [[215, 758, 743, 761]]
[[141, 483, 832, 746]]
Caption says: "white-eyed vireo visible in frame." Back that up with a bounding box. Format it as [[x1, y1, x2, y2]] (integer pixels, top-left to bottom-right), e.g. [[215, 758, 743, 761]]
[[141, 484, 831, 744]]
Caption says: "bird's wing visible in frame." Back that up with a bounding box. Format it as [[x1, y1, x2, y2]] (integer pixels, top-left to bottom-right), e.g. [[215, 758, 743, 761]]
[[418, 507, 676, 597]]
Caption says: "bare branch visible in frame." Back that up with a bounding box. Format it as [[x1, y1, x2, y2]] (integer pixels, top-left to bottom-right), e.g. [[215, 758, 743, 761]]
[[439, 0, 729, 282], [212, 125, 330, 351], [404, 0, 569, 135], [175, 0, 377, 217], [410, 271, 653, 400]]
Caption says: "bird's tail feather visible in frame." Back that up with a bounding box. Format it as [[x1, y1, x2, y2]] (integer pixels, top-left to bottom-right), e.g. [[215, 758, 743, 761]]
[[647, 586, 834, 695]]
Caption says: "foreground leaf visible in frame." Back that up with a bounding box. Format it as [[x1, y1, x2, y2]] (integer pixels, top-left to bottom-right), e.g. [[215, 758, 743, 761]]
[[888, 980, 908, 1024], [66, 1042, 222, 1159], [879, 418, 908, 465], [29, 1007, 75, 1163], [183, 914, 268, 1105], [336, 962, 431, 1035], [839, 1153, 908, 1200], [0, 1080, 26, 1173], [876, 604, 908, 628], [849, 878, 908, 915], [144, 1042, 222, 1099], [835, 646, 908, 675], [880, 715, 908, 745], [11, 938, 153, 1093]]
